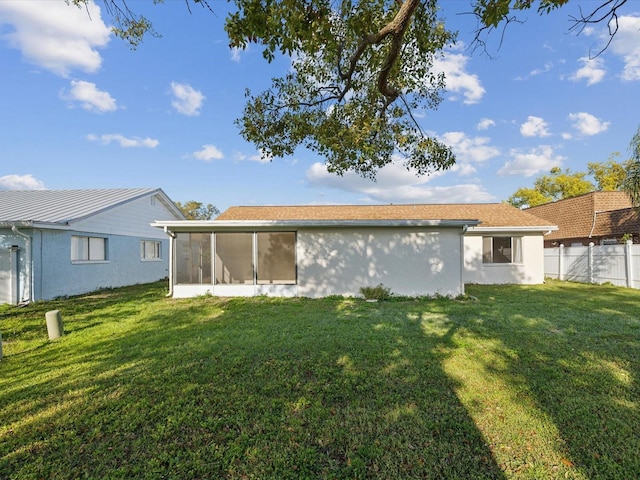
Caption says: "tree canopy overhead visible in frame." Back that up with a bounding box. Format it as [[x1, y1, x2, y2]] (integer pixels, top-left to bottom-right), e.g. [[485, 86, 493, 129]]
[[72, 0, 635, 180]]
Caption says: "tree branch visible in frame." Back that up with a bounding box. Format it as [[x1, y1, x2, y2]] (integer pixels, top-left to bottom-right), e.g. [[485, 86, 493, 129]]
[[568, 0, 628, 58]]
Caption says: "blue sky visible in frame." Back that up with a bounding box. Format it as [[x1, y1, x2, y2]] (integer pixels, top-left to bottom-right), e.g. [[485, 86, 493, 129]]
[[1, 1, 639, 212]]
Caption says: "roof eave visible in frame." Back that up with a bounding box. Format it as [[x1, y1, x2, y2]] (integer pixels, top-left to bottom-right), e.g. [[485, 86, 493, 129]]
[[0, 221, 71, 230], [468, 226, 558, 234], [152, 219, 480, 231]]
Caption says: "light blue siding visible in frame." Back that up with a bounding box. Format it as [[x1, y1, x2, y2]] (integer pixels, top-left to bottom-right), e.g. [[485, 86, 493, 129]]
[[35, 230, 169, 300]]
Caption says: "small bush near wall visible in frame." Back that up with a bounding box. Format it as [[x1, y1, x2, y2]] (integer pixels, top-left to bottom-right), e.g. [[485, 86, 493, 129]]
[[359, 284, 393, 301]]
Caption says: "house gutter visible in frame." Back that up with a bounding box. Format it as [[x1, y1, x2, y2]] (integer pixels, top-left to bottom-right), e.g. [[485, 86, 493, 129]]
[[11, 226, 33, 303], [152, 219, 480, 231]]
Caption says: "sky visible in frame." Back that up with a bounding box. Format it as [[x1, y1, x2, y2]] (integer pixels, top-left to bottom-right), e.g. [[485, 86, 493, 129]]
[[1, 1, 639, 212]]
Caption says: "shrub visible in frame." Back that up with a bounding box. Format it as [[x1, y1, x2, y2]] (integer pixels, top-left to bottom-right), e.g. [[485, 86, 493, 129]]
[[359, 284, 392, 301]]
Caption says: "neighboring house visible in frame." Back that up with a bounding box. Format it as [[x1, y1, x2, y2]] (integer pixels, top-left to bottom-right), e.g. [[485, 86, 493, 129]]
[[0, 188, 184, 305], [152, 203, 556, 299], [526, 191, 640, 247]]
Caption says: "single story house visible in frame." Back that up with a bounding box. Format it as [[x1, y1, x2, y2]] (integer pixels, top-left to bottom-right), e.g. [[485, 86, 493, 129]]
[[526, 191, 640, 247], [0, 188, 184, 305], [152, 203, 556, 299]]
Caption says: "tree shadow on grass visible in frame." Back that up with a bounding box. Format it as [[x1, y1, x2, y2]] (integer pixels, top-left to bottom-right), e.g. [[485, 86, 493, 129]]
[[460, 282, 640, 478], [1, 293, 505, 479]]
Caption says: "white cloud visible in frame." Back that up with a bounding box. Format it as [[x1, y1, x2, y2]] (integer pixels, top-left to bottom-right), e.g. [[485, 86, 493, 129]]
[[230, 46, 246, 62], [570, 57, 606, 85], [170, 82, 205, 116], [439, 131, 500, 167], [498, 146, 565, 177], [567, 112, 610, 136], [193, 144, 224, 161], [305, 161, 495, 204], [520, 116, 551, 138], [477, 118, 495, 130], [0, 0, 111, 77], [529, 62, 553, 77], [234, 149, 272, 164], [609, 15, 640, 81], [63, 80, 117, 113], [87, 134, 159, 148], [433, 49, 485, 104], [0, 174, 45, 190]]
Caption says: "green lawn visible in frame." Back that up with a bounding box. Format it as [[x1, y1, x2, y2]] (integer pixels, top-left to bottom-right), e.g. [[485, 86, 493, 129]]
[[1, 280, 638, 479]]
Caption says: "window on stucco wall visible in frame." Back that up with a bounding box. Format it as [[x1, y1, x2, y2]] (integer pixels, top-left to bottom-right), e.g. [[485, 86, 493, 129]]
[[482, 236, 522, 264], [140, 240, 161, 260], [71, 236, 107, 262]]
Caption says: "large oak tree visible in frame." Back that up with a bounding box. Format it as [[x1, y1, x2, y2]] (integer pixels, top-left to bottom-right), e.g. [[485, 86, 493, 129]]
[[72, 0, 633, 181]]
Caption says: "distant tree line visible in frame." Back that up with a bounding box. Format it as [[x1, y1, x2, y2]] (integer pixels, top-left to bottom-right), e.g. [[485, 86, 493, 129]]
[[508, 127, 640, 209], [175, 201, 219, 220]]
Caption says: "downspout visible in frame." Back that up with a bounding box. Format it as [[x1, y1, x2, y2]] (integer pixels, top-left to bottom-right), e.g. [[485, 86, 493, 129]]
[[164, 226, 176, 297], [460, 225, 469, 295], [11, 226, 33, 303], [588, 211, 598, 240]]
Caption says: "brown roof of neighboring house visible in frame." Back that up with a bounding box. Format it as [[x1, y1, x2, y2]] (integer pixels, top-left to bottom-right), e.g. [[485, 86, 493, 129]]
[[592, 208, 640, 237], [526, 191, 635, 241], [217, 203, 553, 228]]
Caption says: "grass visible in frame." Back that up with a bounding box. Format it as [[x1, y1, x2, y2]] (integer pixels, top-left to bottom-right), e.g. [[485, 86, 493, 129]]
[[1, 280, 639, 479]]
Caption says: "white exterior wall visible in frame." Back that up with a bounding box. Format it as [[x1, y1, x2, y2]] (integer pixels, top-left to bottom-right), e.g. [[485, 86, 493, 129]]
[[297, 227, 464, 298], [463, 233, 545, 285], [171, 227, 465, 298]]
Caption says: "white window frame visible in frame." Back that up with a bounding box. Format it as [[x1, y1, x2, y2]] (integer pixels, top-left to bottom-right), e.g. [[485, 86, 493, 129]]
[[71, 235, 108, 263], [140, 240, 162, 261], [482, 236, 523, 264]]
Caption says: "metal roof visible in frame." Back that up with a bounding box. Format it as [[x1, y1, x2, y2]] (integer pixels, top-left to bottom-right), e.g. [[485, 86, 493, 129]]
[[0, 188, 179, 226]]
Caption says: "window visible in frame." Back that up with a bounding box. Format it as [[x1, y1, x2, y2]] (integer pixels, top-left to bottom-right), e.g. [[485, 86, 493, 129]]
[[215, 233, 253, 284], [71, 236, 107, 262], [257, 232, 296, 284], [483, 236, 522, 264], [175, 233, 211, 284], [140, 240, 161, 260]]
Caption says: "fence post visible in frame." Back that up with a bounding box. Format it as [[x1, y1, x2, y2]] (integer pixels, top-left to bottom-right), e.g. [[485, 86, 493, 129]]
[[625, 240, 633, 288], [588, 242, 595, 283], [559, 244, 564, 281]]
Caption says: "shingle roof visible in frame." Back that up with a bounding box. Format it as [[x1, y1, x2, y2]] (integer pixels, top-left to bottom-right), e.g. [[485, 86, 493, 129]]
[[217, 203, 553, 228], [0, 188, 167, 224], [592, 208, 640, 237], [526, 191, 635, 241]]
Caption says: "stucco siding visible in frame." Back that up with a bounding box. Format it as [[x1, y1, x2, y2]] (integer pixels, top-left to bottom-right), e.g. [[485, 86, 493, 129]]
[[73, 194, 178, 238], [33, 230, 169, 300], [463, 233, 545, 285], [296, 227, 464, 298]]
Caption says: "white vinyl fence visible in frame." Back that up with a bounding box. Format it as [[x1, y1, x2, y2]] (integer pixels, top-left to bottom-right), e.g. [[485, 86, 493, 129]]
[[544, 241, 640, 289]]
